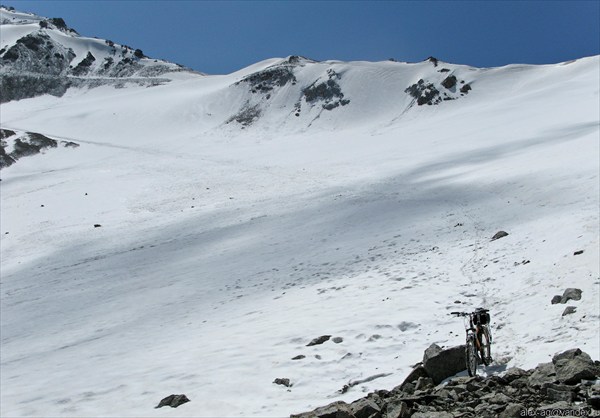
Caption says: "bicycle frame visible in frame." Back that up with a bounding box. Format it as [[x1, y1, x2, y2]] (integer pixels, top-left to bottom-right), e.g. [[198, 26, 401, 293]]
[[452, 309, 493, 376]]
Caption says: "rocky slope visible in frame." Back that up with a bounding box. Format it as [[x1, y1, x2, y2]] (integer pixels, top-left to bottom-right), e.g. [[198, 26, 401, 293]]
[[0, 6, 195, 102], [292, 348, 600, 418]]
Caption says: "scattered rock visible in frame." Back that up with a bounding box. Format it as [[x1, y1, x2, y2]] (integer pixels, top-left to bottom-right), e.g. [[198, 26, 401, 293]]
[[273, 378, 292, 387], [491, 230, 509, 241], [561, 288, 582, 303], [574, 250, 584, 255], [292, 355, 306, 360], [155, 394, 190, 409], [562, 306, 577, 316], [94, 224, 102, 228], [332, 337, 344, 344], [307, 335, 331, 346]]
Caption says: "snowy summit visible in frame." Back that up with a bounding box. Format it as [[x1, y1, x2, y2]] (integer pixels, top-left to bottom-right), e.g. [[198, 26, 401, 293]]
[[0, 5, 599, 418]]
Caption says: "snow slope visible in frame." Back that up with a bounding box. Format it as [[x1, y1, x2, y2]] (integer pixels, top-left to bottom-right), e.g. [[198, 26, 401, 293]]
[[0, 51, 599, 417]]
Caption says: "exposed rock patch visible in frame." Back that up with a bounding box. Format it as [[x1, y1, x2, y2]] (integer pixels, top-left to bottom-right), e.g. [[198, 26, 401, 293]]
[[302, 69, 350, 110], [0, 130, 79, 169]]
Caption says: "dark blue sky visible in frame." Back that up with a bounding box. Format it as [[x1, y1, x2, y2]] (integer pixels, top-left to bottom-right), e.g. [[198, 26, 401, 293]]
[[3, 1, 599, 74]]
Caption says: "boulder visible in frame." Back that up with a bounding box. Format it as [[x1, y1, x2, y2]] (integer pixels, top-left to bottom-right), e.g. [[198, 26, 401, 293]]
[[307, 335, 331, 346], [273, 378, 292, 387], [349, 398, 380, 418], [528, 362, 557, 388], [383, 400, 410, 418], [396, 365, 428, 392], [291, 401, 354, 418], [422, 343, 466, 384], [155, 394, 190, 408], [560, 288, 582, 303], [502, 367, 529, 383], [562, 306, 577, 316], [553, 349, 600, 384], [491, 231, 509, 241]]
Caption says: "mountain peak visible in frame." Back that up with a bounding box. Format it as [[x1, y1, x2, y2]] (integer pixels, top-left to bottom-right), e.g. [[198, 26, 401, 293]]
[[0, 6, 198, 102]]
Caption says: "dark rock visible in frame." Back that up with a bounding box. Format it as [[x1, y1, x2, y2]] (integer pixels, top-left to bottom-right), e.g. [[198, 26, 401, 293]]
[[414, 376, 434, 391], [560, 288, 582, 303], [503, 367, 529, 383], [0, 129, 16, 140], [574, 250, 584, 255], [528, 362, 557, 388], [553, 348, 591, 363], [427, 56, 439, 67], [405, 80, 441, 106], [291, 400, 354, 418], [396, 365, 429, 391], [383, 400, 410, 418], [94, 224, 102, 228], [155, 394, 190, 408], [543, 383, 575, 402], [303, 74, 349, 111], [499, 403, 525, 418], [349, 398, 380, 418], [422, 343, 466, 384], [292, 355, 306, 360], [553, 349, 600, 384], [441, 75, 457, 89], [273, 377, 292, 387], [460, 84, 472, 94], [240, 66, 297, 92], [307, 335, 331, 346], [226, 104, 261, 126], [491, 231, 509, 241], [562, 306, 577, 316], [332, 337, 344, 344], [588, 396, 600, 409], [551, 295, 562, 304], [72, 51, 96, 76]]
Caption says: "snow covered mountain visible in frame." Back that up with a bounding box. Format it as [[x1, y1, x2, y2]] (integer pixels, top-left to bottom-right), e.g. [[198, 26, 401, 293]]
[[1, 6, 599, 418], [0, 6, 195, 102]]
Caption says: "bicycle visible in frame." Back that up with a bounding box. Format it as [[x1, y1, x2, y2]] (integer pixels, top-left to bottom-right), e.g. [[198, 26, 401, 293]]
[[451, 308, 493, 376]]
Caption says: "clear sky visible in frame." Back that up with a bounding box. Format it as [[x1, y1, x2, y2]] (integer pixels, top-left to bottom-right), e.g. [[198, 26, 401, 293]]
[[2, 0, 599, 74]]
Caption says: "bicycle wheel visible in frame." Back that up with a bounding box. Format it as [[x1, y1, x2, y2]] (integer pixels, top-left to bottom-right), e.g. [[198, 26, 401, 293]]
[[466, 334, 478, 377], [479, 327, 492, 366]]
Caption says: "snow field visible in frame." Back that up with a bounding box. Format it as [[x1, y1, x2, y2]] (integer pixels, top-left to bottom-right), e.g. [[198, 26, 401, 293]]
[[0, 56, 599, 417]]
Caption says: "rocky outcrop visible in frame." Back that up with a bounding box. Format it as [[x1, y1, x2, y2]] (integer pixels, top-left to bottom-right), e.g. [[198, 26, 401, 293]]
[[404, 68, 471, 107], [302, 69, 350, 110], [291, 348, 600, 418], [0, 129, 79, 169], [0, 7, 193, 102]]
